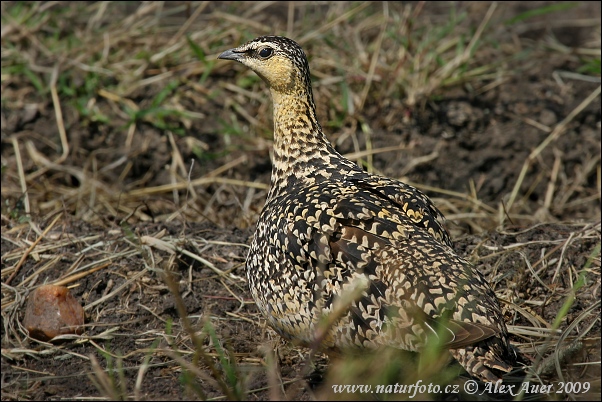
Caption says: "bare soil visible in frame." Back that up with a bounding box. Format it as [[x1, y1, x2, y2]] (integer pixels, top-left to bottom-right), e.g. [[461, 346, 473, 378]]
[[1, 2, 600, 401]]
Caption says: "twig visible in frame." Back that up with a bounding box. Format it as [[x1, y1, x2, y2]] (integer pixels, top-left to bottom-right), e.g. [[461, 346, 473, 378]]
[[10, 137, 30, 215], [5, 212, 63, 285], [49, 65, 70, 164], [506, 85, 601, 214]]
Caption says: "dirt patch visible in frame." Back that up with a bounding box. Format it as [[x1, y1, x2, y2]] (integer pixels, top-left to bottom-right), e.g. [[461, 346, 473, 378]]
[[1, 1, 600, 401]]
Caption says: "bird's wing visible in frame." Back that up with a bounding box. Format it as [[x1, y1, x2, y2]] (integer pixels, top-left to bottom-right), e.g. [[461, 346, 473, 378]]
[[282, 183, 501, 350], [348, 176, 454, 248]]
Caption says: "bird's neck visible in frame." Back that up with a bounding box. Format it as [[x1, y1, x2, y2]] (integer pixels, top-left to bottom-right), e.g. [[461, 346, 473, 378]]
[[266, 87, 357, 202]]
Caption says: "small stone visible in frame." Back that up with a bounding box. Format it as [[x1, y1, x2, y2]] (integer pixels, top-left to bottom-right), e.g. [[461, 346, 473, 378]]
[[539, 109, 557, 127], [23, 285, 85, 341], [446, 101, 472, 127]]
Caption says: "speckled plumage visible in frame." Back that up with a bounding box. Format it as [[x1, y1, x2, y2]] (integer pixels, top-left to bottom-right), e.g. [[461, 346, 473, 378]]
[[219, 36, 517, 382]]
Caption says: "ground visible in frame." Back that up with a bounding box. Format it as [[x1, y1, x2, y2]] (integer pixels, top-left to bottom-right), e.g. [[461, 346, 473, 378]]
[[1, 2, 600, 401]]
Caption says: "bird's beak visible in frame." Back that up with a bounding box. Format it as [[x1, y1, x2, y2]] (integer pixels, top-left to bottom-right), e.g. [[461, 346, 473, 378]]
[[217, 48, 242, 61]]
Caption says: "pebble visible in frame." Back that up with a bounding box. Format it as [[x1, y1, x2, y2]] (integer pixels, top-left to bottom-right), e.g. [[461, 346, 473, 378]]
[[23, 284, 85, 341], [539, 109, 557, 126]]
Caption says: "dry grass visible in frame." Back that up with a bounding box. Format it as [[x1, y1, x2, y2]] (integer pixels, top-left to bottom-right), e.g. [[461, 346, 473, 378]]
[[1, 1, 600, 401]]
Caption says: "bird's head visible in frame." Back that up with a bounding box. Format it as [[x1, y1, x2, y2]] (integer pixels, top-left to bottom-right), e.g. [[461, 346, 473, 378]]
[[218, 36, 311, 93]]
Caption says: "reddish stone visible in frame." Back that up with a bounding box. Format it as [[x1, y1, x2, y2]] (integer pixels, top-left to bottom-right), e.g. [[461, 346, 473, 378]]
[[23, 284, 85, 341]]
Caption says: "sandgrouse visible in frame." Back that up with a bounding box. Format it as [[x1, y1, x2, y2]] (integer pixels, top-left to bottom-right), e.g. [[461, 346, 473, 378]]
[[218, 35, 518, 383]]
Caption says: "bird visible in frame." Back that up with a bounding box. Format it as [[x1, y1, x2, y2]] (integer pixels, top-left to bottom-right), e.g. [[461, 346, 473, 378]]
[[218, 35, 519, 383]]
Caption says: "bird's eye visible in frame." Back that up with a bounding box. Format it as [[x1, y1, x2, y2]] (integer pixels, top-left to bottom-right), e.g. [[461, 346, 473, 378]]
[[258, 47, 273, 59]]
